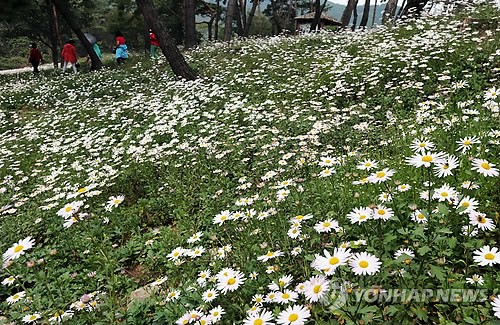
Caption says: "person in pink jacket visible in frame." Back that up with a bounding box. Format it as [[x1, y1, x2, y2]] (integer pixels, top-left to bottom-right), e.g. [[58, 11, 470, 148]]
[[61, 40, 78, 73]]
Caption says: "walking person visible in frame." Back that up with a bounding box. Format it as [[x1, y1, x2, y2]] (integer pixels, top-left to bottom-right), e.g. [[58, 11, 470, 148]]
[[28, 43, 43, 75], [86, 43, 103, 66], [61, 40, 78, 73], [114, 31, 128, 65], [149, 29, 159, 59]]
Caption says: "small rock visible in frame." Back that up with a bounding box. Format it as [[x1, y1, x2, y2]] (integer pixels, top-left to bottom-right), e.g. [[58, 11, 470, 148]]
[[128, 285, 157, 309]]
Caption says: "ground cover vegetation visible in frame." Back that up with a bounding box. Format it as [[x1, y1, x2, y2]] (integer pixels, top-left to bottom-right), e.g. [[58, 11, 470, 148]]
[[0, 2, 500, 324]]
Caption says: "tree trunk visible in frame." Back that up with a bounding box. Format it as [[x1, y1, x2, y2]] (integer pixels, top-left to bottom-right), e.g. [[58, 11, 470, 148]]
[[184, 0, 198, 48], [215, 0, 220, 40], [351, 0, 359, 31], [224, 0, 237, 41], [243, 0, 259, 37], [401, 0, 430, 17], [240, 0, 247, 33], [52, 0, 102, 71], [270, 0, 283, 34], [143, 23, 150, 56], [382, 0, 397, 24], [46, 0, 59, 68], [340, 0, 357, 28], [135, 0, 198, 80], [397, 0, 407, 19], [309, 0, 321, 32], [208, 16, 214, 40], [235, 0, 244, 36], [359, 0, 370, 28], [371, 0, 377, 27]]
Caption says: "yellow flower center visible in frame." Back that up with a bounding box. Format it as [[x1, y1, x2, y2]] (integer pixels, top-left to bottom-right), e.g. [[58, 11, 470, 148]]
[[14, 245, 24, 253], [288, 314, 299, 322], [417, 214, 425, 219], [213, 311, 219, 316], [377, 210, 385, 215], [282, 293, 290, 299], [325, 159, 331, 163], [419, 143, 426, 147], [65, 206, 72, 212], [485, 253, 495, 260], [441, 192, 448, 197], [169, 292, 176, 297], [208, 293, 213, 297], [201, 321, 207, 325], [279, 280, 285, 287], [221, 215, 227, 220], [254, 320, 263, 325], [323, 222, 331, 227], [376, 172, 385, 178], [462, 202, 470, 207], [30, 316, 37, 320], [296, 215, 304, 220], [359, 261, 369, 268], [364, 162, 371, 166], [173, 252, 180, 256], [477, 216, 486, 224], [313, 285, 322, 294], [329, 257, 340, 265], [360, 215, 367, 220], [12, 294, 19, 300], [422, 155, 433, 162], [113, 199, 120, 204], [361, 178, 367, 182], [463, 140, 471, 145], [266, 251, 274, 257], [481, 162, 490, 170], [227, 278, 236, 285]]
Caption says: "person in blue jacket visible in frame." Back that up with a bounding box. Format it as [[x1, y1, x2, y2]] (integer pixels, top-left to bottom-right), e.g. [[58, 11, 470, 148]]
[[114, 31, 128, 65]]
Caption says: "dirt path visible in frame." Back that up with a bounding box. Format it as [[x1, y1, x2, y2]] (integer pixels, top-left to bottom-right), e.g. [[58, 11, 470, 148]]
[[0, 64, 55, 76]]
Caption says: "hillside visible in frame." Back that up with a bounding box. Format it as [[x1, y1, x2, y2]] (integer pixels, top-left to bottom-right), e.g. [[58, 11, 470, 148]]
[[0, 3, 500, 324]]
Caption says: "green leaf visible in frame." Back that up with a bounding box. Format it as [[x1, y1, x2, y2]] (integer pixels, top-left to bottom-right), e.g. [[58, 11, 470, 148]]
[[463, 317, 478, 324], [411, 306, 429, 321], [447, 237, 457, 249], [383, 234, 397, 244], [359, 305, 378, 314], [385, 305, 401, 316], [417, 246, 431, 256], [429, 265, 446, 282], [437, 203, 450, 216], [412, 226, 426, 239]]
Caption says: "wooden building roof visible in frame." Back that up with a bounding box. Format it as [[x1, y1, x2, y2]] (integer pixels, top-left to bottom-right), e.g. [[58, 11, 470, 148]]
[[294, 12, 342, 26]]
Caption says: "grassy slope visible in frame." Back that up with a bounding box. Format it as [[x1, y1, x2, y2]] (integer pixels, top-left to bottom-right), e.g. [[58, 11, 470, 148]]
[[0, 4, 499, 324]]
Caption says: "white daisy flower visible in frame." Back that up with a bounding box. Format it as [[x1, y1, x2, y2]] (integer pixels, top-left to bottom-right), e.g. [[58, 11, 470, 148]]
[[473, 245, 500, 266], [243, 309, 274, 325], [3, 237, 35, 262], [349, 252, 381, 275], [465, 274, 484, 286], [303, 275, 329, 302], [276, 304, 311, 325], [471, 158, 499, 177]]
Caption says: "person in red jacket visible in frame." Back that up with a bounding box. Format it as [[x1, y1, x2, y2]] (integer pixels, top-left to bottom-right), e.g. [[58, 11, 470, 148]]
[[61, 39, 78, 73], [149, 29, 159, 59], [28, 43, 43, 74]]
